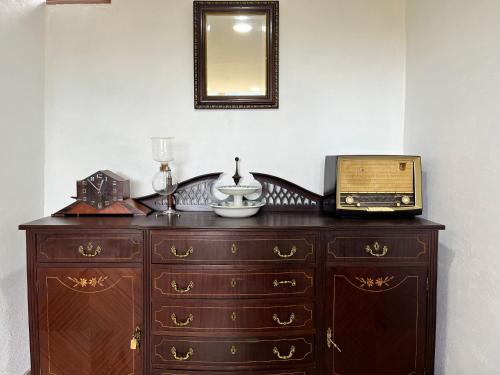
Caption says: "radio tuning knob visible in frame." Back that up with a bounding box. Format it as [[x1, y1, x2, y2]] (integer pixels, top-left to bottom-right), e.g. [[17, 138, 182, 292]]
[[401, 196, 411, 205], [345, 196, 355, 205]]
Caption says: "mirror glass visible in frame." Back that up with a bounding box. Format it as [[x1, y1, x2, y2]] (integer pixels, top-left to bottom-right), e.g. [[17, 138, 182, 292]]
[[205, 13, 267, 97]]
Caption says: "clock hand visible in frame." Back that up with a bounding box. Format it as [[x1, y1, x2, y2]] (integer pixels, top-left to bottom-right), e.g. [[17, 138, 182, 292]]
[[87, 179, 99, 191], [98, 179, 104, 193]]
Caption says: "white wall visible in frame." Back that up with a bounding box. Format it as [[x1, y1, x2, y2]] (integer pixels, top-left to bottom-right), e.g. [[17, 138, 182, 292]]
[[0, 1, 45, 374], [44, 0, 406, 213], [405, 1, 500, 373]]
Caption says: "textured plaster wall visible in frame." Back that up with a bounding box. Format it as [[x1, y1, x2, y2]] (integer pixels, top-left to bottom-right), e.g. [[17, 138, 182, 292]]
[[404, 0, 500, 373], [0, 1, 45, 374], [44, 0, 406, 214]]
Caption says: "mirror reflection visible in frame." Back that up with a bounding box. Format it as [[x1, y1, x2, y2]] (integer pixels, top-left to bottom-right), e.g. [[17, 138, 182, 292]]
[[205, 13, 267, 97]]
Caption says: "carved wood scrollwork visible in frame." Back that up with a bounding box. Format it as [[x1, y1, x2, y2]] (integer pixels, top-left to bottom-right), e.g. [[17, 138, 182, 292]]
[[136, 173, 322, 213]]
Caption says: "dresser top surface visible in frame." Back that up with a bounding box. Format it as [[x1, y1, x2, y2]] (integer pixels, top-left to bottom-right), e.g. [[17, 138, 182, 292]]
[[19, 212, 444, 230]]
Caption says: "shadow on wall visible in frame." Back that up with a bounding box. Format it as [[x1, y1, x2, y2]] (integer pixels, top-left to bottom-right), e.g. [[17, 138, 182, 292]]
[[0, 267, 30, 374], [435, 242, 454, 375]]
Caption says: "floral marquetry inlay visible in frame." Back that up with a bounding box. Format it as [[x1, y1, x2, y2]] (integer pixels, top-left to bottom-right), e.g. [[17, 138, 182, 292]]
[[355, 276, 394, 289], [67, 276, 108, 288]]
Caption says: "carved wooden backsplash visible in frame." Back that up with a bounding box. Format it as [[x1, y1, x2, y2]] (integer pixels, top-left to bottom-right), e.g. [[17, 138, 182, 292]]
[[136, 173, 322, 212]]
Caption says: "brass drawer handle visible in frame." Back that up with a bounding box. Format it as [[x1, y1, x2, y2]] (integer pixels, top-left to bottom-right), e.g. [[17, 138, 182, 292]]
[[365, 242, 388, 257], [130, 326, 141, 351], [327, 328, 341, 352], [273, 279, 296, 288], [273, 345, 295, 360], [273, 245, 297, 258], [273, 312, 296, 326], [171, 313, 194, 327], [171, 347, 194, 361], [170, 280, 194, 293], [78, 242, 101, 257], [171, 245, 194, 258]]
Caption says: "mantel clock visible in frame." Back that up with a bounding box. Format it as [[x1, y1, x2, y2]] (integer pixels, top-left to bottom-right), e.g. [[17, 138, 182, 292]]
[[76, 170, 130, 210], [53, 170, 150, 216]]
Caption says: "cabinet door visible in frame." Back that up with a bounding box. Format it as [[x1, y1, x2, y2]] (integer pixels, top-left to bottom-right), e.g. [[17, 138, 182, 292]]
[[325, 267, 427, 375], [38, 267, 143, 375]]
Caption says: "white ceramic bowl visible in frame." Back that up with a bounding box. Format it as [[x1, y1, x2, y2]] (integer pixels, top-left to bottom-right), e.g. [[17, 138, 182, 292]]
[[209, 201, 265, 218]]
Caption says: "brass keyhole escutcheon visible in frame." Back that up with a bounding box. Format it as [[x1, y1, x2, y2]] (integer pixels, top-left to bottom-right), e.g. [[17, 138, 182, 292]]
[[230, 345, 237, 355], [231, 243, 237, 254], [230, 312, 237, 321], [230, 278, 237, 288]]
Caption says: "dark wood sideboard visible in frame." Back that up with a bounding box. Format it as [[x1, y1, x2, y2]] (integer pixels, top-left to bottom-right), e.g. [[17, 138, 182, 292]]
[[20, 175, 444, 375]]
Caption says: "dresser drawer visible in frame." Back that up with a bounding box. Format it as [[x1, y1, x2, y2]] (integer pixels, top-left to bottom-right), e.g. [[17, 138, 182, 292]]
[[151, 231, 317, 264], [152, 369, 314, 375], [37, 231, 143, 262], [152, 336, 314, 367], [152, 300, 314, 333], [326, 232, 429, 262], [152, 268, 314, 299]]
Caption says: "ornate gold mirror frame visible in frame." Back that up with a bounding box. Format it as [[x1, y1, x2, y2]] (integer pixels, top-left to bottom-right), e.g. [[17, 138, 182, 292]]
[[194, 1, 279, 109]]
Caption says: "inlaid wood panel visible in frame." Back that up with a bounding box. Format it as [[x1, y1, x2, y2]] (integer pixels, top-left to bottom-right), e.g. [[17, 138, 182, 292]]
[[37, 267, 143, 375], [152, 300, 314, 333], [152, 268, 314, 299], [152, 336, 314, 367], [325, 266, 427, 375], [37, 231, 143, 262], [326, 231, 429, 262], [151, 231, 317, 264]]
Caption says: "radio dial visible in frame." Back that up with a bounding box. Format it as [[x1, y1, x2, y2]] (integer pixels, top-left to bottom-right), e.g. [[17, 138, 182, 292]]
[[401, 196, 411, 205], [345, 196, 355, 205]]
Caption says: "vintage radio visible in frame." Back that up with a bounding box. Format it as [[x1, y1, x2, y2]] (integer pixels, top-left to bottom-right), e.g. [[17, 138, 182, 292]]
[[323, 155, 423, 216]]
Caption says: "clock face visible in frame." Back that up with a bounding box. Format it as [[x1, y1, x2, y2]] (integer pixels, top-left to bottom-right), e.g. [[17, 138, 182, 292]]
[[78, 172, 120, 210]]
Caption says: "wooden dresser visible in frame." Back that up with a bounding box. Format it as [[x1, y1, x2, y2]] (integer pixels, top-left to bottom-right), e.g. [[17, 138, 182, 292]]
[[20, 175, 444, 375]]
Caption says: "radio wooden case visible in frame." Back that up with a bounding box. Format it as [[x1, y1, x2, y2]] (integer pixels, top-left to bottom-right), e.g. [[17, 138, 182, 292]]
[[324, 155, 423, 216]]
